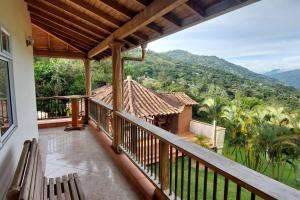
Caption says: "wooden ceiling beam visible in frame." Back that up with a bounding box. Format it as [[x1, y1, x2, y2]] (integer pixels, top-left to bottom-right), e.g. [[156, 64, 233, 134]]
[[32, 24, 87, 54], [88, 0, 187, 58], [69, 0, 155, 38], [69, 0, 121, 28], [185, 0, 205, 17], [28, 6, 104, 41], [31, 20, 91, 52], [135, 0, 183, 27], [31, 15, 97, 47], [99, 0, 166, 32], [33, 49, 86, 59], [26, 0, 111, 37], [42, 0, 115, 33], [29, 9, 102, 43]]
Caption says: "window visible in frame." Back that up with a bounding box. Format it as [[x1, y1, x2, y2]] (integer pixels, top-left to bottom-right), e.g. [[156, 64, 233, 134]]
[[0, 26, 16, 148], [1, 28, 11, 54]]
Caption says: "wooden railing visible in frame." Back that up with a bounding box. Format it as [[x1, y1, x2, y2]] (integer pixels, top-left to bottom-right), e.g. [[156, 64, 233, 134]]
[[36, 96, 86, 120], [89, 98, 300, 200], [89, 98, 113, 138]]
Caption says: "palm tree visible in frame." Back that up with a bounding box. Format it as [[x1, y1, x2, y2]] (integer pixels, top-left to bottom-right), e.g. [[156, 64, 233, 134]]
[[200, 96, 225, 149]]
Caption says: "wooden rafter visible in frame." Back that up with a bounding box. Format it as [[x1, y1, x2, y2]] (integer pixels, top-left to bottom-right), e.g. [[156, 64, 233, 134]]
[[69, 0, 121, 28], [26, 1, 110, 38], [135, 0, 183, 27], [28, 6, 104, 41], [185, 0, 206, 17], [99, 0, 166, 32], [30, 13, 100, 45], [88, 0, 188, 58], [33, 49, 85, 59], [31, 16, 96, 48], [69, 0, 160, 37], [31, 20, 90, 52]]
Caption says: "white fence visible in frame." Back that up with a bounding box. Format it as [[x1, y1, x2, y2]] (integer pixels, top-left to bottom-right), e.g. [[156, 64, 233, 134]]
[[190, 120, 226, 150]]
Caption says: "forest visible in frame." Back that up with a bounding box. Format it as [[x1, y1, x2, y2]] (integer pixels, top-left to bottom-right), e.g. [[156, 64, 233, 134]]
[[34, 49, 300, 190]]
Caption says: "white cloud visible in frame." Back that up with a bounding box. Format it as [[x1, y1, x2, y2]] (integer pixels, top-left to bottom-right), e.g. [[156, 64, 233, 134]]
[[148, 0, 300, 73]]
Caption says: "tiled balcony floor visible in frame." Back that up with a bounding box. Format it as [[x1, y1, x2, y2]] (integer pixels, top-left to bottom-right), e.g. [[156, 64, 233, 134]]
[[39, 126, 141, 200]]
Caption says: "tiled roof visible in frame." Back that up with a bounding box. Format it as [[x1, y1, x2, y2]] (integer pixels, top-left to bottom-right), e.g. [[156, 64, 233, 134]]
[[92, 78, 182, 117], [158, 92, 198, 110]]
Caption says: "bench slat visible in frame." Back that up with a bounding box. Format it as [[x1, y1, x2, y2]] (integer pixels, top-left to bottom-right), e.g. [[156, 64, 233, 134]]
[[43, 177, 48, 200], [68, 174, 79, 200], [56, 177, 63, 200], [6, 140, 31, 200], [74, 173, 86, 200], [49, 178, 55, 200], [29, 144, 39, 200], [20, 139, 38, 200], [62, 175, 71, 200], [34, 155, 43, 200]]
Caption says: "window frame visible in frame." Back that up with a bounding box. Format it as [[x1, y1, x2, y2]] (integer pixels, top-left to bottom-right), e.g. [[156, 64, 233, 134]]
[[0, 25, 17, 149], [1, 27, 12, 56]]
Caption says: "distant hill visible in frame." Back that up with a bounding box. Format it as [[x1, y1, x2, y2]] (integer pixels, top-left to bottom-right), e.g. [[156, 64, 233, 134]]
[[264, 69, 300, 89], [122, 49, 300, 109], [161, 50, 278, 84]]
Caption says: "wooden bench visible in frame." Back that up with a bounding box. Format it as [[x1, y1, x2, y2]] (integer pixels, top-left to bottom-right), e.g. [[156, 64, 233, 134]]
[[6, 138, 86, 200]]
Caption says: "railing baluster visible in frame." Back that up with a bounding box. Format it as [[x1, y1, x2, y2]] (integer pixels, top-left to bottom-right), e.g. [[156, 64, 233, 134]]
[[251, 192, 256, 200], [181, 153, 184, 200], [224, 178, 229, 200], [203, 166, 208, 200], [147, 133, 150, 172], [195, 161, 199, 200], [187, 157, 191, 200], [154, 137, 157, 180], [151, 134, 153, 176], [236, 185, 241, 200], [169, 146, 173, 195], [175, 149, 179, 199], [213, 172, 218, 200]]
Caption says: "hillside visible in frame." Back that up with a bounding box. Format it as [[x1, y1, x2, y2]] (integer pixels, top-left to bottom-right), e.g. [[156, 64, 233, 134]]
[[264, 69, 300, 89], [161, 50, 279, 84], [122, 49, 300, 110]]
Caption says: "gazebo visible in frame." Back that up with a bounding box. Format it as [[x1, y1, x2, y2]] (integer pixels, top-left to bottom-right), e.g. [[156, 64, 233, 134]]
[[92, 76, 198, 134]]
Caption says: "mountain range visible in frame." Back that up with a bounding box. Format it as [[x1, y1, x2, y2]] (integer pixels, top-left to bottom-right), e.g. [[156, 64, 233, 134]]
[[122, 49, 300, 110], [264, 69, 300, 89]]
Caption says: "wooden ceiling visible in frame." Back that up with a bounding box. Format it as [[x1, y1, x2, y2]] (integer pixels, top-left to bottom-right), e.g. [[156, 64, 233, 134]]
[[26, 0, 258, 60]]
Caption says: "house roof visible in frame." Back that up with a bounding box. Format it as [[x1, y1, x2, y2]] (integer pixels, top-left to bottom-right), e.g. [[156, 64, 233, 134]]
[[26, 0, 257, 60], [158, 92, 198, 109], [92, 77, 197, 117]]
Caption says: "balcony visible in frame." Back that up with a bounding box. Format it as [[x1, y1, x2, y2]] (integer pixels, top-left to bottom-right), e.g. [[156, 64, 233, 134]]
[[36, 96, 300, 200]]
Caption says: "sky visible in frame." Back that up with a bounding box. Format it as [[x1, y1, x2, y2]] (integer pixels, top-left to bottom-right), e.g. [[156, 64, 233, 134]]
[[147, 0, 300, 74]]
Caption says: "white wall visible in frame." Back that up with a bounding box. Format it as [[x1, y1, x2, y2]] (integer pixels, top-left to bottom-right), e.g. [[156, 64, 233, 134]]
[[0, 0, 38, 198], [190, 120, 226, 149]]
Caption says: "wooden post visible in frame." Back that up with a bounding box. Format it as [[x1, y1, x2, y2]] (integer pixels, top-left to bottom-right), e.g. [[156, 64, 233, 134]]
[[84, 59, 92, 96], [160, 141, 169, 190], [153, 140, 169, 199], [111, 40, 124, 153], [84, 59, 91, 124]]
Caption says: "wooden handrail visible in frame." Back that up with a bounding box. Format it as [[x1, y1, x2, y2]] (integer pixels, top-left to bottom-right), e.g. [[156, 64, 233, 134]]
[[89, 98, 113, 110], [115, 110, 300, 200]]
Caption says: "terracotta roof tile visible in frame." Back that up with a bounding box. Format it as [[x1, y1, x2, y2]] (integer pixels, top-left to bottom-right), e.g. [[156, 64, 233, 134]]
[[92, 78, 181, 117]]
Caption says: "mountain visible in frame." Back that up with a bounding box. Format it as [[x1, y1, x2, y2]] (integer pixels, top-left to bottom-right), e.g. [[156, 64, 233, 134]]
[[122, 49, 300, 110], [161, 50, 278, 84], [264, 69, 300, 90]]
